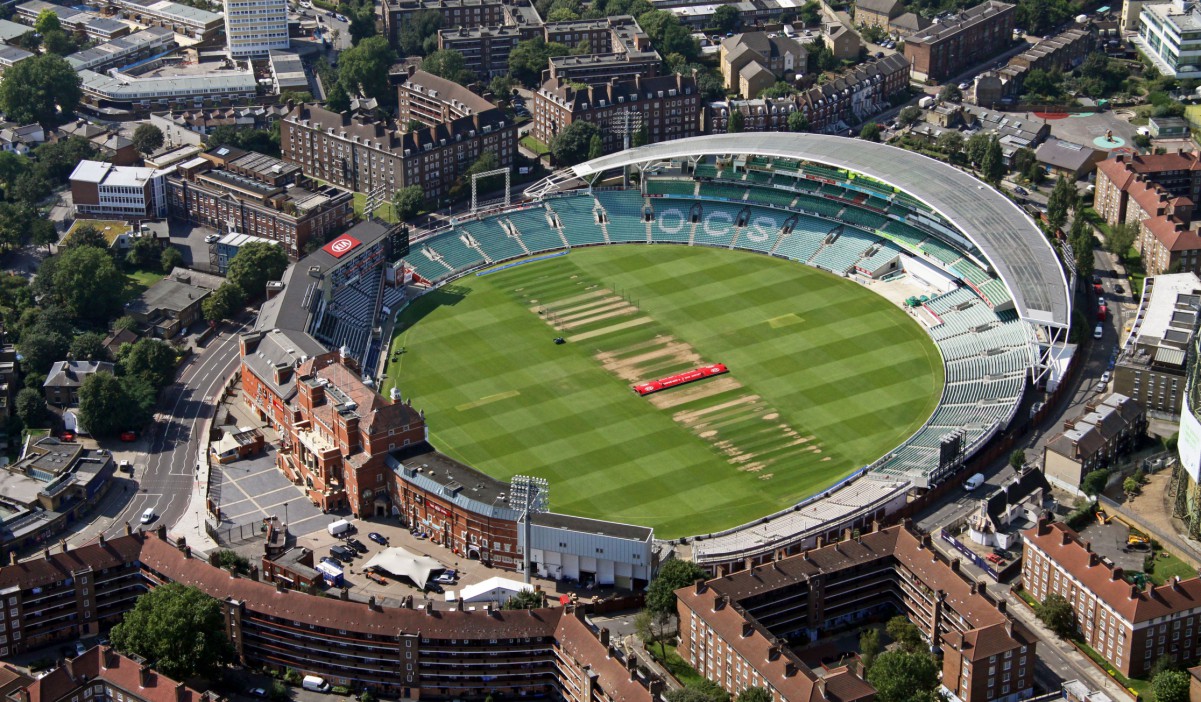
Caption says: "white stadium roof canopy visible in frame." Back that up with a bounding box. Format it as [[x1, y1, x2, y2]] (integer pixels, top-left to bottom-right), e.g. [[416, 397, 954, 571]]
[[526, 133, 1071, 329]]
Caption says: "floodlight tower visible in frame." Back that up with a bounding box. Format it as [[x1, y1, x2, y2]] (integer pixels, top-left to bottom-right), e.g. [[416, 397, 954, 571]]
[[510, 474, 549, 584], [606, 109, 643, 188]]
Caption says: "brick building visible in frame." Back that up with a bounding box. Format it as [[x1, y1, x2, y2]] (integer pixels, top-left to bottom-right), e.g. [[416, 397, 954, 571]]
[[382, 0, 508, 46], [239, 334, 426, 516], [166, 145, 353, 258], [904, 0, 1015, 81], [280, 103, 517, 201], [1095, 151, 1201, 227], [394, 67, 497, 128], [19, 646, 216, 702], [677, 523, 1036, 702], [1023, 518, 1201, 677], [533, 73, 699, 155], [1040, 393, 1146, 492], [703, 53, 910, 134], [69, 161, 168, 220], [719, 31, 808, 98]]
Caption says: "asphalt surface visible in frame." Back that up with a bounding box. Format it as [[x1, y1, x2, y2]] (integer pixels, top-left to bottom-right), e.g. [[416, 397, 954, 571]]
[[104, 321, 247, 538]]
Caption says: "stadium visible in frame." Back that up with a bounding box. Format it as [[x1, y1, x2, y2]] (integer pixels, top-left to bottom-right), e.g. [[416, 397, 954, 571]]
[[274, 133, 1072, 571]]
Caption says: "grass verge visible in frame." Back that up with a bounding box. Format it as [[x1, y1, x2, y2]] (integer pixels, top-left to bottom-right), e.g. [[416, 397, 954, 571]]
[[521, 135, 549, 156], [352, 192, 399, 224], [648, 643, 703, 687], [1072, 638, 1147, 700]]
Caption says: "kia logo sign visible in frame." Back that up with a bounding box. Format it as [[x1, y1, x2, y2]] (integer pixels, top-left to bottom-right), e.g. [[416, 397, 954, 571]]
[[323, 234, 361, 258]]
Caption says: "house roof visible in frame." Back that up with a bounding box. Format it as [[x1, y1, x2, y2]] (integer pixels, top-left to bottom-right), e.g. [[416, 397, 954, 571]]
[[1024, 520, 1201, 623], [554, 614, 654, 702], [1145, 216, 1201, 253], [240, 328, 329, 403], [0, 534, 142, 591], [25, 646, 208, 702], [43, 361, 115, 389], [855, 0, 902, 16], [890, 11, 930, 31], [125, 278, 209, 318], [1035, 138, 1102, 172]]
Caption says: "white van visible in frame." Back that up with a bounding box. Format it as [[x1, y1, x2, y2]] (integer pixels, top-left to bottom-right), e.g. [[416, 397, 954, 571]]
[[301, 676, 330, 693], [140, 508, 156, 524], [964, 473, 985, 491], [1093, 324, 1104, 339], [327, 519, 352, 537]]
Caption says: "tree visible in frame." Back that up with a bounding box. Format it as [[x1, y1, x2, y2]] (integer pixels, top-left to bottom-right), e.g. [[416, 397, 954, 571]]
[[637, 10, 698, 61], [549, 120, 600, 166], [397, 8, 441, 56], [119, 338, 177, 389], [160, 246, 183, 273], [587, 133, 604, 160], [860, 123, 882, 142], [734, 689, 771, 702], [338, 36, 397, 106], [392, 185, 424, 220], [489, 75, 514, 102], [885, 615, 925, 654], [131, 124, 165, 155], [215, 549, 250, 574], [728, 110, 744, 133], [757, 81, 797, 99], [15, 387, 48, 428], [34, 8, 60, 35], [421, 49, 474, 85], [508, 38, 570, 87], [1046, 175, 1075, 232], [44, 245, 126, 322], [859, 627, 881, 671], [202, 282, 245, 323], [29, 218, 57, 253], [1023, 68, 1063, 100], [632, 123, 648, 146], [938, 84, 962, 102], [501, 588, 545, 609], [965, 132, 991, 167], [633, 609, 671, 657], [1106, 222, 1138, 261], [110, 583, 234, 680], [1151, 669, 1189, 702], [1123, 476, 1140, 496], [77, 372, 128, 436], [798, 0, 820, 25], [646, 558, 707, 617], [346, 0, 376, 44], [19, 328, 68, 376], [865, 649, 940, 702], [325, 81, 351, 113], [547, 6, 579, 20], [70, 332, 109, 362], [787, 110, 809, 132], [1012, 147, 1036, 178], [713, 4, 740, 33], [227, 242, 288, 300], [33, 137, 98, 184], [897, 105, 922, 127], [65, 223, 105, 249], [936, 130, 964, 157], [125, 236, 160, 269], [267, 682, 288, 702], [0, 54, 82, 126], [981, 135, 1004, 185], [1036, 593, 1077, 637], [1081, 468, 1110, 496]]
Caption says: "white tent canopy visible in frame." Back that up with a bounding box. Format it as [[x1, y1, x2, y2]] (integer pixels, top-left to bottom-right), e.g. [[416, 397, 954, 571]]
[[361, 547, 445, 588], [458, 576, 532, 605]]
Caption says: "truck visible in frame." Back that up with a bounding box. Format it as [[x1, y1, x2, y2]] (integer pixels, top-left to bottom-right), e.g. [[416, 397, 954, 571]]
[[302, 676, 330, 693], [327, 519, 352, 537], [315, 560, 344, 587], [919, 96, 935, 109]]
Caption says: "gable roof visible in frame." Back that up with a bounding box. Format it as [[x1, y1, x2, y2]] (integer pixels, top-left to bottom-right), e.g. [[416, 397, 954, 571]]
[[855, 0, 903, 17], [25, 646, 208, 702], [43, 361, 115, 389]]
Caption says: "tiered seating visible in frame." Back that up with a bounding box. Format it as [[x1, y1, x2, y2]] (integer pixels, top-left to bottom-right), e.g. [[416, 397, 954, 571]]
[[847, 178, 896, 198], [405, 247, 452, 281], [699, 183, 747, 201], [651, 204, 692, 244], [820, 183, 846, 198], [880, 220, 927, 250], [803, 164, 845, 181], [793, 192, 844, 219], [694, 164, 718, 178], [693, 202, 744, 248], [952, 260, 991, 286], [839, 207, 887, 230], [745, 186, 797, 208], [738, 207, 786, 253], [810, 227, 878, 273], [918, 237, 962, 265], [462, 219, 524, 262], [648, 179, 696, 196], [506, 207, 563, 253], [424, 233, 485, 272], [856, 241, 903, 271], [547, 195, 606, 246], [596, 191, 647, 242], [744, 170, 773, 184], [382, 281, 406, 310], [331, 269, 380, 324], [979, 279, 1013, 307]]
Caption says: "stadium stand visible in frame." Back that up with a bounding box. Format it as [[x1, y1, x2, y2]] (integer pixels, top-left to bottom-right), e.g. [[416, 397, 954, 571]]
[[650, 202, 694, 244], [648, 179, 698, 197], [596, 191, 648, 243], [744, 186, 797, 208], [545, 195, 607, 246], [692, 202, 744, 248], [462, 219, 526, 262], [698, 183, 748, 201], [505, 206, 565, 253]]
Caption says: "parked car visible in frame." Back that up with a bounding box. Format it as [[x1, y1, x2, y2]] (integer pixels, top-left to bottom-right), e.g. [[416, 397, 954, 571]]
[[434, 570, 457, 584], [204, 233, 220, 243], [120, 431, 137, 442], [1101, 371, 1111, 383], [368, 532, 388, 545], [140, 508, 157, 524], [1115, 284, 1124, 293], [75, 642, 87, 657], [247, 689, 267, 698], [330, 544, 356, 562], [425, 582, 445, 594], [1014, 185, 1028, 196], [346, 537, 367, 553]]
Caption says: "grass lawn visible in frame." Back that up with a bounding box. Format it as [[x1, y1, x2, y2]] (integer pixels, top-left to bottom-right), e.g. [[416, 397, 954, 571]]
[[1146, 549, 1197, 586], [123, 268, 165, 304], [521, 135, 549, 156], [352, 192, 399, 224], [382, 246, 943, 537], [1073, 638, 1149, 700], [649, 644, 703, 687]]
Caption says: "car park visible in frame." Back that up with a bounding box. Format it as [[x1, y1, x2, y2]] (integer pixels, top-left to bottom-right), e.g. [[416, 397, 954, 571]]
[[346, 537, 367, 553], [368, 532, 388, 545]]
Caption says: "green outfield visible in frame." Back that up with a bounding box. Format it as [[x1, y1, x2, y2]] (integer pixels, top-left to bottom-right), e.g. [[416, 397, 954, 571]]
[[382, 246, 944, 537]]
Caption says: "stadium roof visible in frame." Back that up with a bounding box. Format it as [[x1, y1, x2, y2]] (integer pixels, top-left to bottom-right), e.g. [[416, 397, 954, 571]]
[[528, 133, 1070, 328]]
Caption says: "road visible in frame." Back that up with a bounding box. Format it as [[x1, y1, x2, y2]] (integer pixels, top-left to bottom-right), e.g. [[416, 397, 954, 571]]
[[101, 322, 246, 539]]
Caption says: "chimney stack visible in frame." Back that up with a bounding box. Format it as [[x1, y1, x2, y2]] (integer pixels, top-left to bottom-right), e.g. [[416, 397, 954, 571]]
[[997, 600, 1007, 614], [599, 628, 610, 646], [175, 682, 186, 702], [98, 533, 105, 548], [742, 622, 754, 638], [951, 558, 960, 573], [695, 577, 707, 594], [139, 665, 151, 688], [125, 523, 132, 536]]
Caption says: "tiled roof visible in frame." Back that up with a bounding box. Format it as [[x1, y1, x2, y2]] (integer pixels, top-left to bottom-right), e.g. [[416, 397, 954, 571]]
[[26, 646, 207, 702], [1146, 216, 1201, 253], [0, 534, 142, 591], [1023, 520, 1201, 623], [554, 614, 653, 702]]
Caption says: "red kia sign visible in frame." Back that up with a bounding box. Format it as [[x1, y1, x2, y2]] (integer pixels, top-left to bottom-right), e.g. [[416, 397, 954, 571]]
[[323, 234, 361, 258]]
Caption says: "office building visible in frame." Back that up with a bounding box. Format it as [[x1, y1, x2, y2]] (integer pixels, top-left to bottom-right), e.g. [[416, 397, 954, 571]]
[[1137, 0, 1201, 79], [224, 0, 289, 57], [1023, 518, 1201, 677], [904, 0, 1015, 81], [69, 160, 168, 219], [1113, 273, 1201, 416]]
